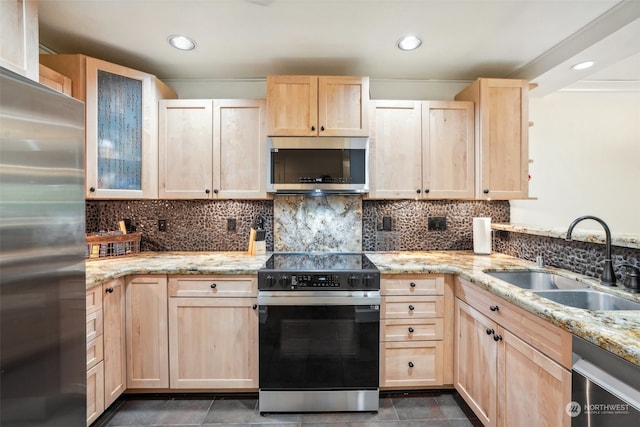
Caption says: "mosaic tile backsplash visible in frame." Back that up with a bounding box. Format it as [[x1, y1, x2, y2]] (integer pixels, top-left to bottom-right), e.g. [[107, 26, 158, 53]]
[[362, 200, 510, 251], [87, 200, 273, 252], [494, 231, 640, 285]]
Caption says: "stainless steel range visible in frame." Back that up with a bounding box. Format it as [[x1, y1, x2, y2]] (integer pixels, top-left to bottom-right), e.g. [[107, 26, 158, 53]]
[[257, 253, 381, 413]]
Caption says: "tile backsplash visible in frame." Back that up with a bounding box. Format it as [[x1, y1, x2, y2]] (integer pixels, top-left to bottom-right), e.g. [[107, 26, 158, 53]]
[[87, 200, 273, 252], [87, 198, 509, 252], [363, 199, 510, 251], [494, 230, 640, 284]]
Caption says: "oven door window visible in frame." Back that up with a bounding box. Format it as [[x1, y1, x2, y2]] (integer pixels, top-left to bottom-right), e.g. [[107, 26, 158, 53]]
[[259, 304, 379, 389]]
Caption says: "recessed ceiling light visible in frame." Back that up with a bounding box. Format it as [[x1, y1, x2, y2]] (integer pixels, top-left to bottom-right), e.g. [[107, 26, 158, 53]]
[[572, 60, 595, 70], [397, 35, 422, 51], [168, 35, 196, 51]]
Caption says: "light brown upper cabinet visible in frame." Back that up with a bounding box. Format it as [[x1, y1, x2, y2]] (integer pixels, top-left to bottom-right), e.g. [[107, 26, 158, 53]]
[[39, 54, 177, 199], [266, 75, 369, 137], [39, 64, 72, 95], [369, 100, 474, 199], [369, 100, 423, 199], [158, 99, 268, 199], [455, 78, 529, 200]]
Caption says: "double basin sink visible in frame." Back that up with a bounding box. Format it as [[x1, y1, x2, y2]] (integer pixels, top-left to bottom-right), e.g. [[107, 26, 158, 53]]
[[485, 270, 640, 311]]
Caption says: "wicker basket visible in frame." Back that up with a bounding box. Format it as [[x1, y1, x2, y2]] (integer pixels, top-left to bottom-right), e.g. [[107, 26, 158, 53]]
[[86, 232, 141, 260]]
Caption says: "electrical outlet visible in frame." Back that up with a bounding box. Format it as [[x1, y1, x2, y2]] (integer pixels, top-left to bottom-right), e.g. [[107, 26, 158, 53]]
[[382, 216, 392, 231], [227, 218, 236, 231], [428, 216, 447, 231], [158, 219, 167, 232]]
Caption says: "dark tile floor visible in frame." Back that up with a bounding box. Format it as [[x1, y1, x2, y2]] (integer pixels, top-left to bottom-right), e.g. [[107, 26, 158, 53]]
[[93, 391, 483, 427]]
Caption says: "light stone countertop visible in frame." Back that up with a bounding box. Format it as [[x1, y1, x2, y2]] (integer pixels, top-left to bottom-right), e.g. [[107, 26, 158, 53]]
[[492, 222, 640, 249], [86, 250, 640, 367]]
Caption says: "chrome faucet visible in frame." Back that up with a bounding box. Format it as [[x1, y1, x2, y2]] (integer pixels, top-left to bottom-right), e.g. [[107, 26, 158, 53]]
[[566, 215, 616, 286]]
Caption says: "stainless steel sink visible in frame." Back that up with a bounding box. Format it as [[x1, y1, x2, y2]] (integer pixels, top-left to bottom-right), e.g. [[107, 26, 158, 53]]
[[532, 289, 640, 311], [485, 270, 590, 290]]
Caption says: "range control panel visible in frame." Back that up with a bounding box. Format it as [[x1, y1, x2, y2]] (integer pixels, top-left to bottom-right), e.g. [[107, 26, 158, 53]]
[[258, 271, 379, 291]]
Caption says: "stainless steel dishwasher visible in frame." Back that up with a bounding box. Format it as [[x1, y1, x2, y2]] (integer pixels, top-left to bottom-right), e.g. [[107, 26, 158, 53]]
[[570, 335, 640, 426]]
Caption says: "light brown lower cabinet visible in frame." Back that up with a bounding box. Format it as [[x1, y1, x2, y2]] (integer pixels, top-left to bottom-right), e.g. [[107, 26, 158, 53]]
[[454, 278, 571, 427], [125, 275, 169, 389], [379, 274, 454, 389], [85, 286, 103, 426], [86, 361, 104, 425], [168, 276, 258, 389], [102, 278, 126, 407]]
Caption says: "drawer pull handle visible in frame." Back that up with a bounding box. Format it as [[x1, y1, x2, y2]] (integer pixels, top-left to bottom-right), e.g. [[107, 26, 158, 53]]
[[210, 283, 217, 289], [490, 305, 499, 312], [408, 305, 415, 311], [408, 327, 414, 333], [105, 287, 114, 294], [493, 334, 503, 342], [408, 361, 414, 368], [486, 328, 494, 335], [409, 282, 416, 288]]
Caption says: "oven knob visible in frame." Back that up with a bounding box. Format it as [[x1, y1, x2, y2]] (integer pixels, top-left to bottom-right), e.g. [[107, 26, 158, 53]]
[[348, 275, 360, 288], [363, 275, 373, 288], [278, 274, 291, 288], [264, 275, 275, 288]]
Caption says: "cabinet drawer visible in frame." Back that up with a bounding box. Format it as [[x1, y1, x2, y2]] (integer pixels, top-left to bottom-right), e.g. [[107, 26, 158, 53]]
[[381, 275, 445, 296], [86, 286, 102, 314], [382, 296, 444, 319], [381, 318, 444, 341], [86, 309, 103, 343], [86, 336, 104, 370], [86, 361, 104, 426], [169, 275, 257, 297], [455, 277, 571, 368], [381, 341, 444, 388]]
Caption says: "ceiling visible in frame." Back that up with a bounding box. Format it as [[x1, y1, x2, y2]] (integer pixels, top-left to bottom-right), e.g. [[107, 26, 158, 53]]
[[38, 0, 640, 96]]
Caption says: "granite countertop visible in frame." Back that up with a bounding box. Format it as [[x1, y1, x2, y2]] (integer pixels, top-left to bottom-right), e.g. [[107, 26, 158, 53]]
[[85, 251, 271, 288], [86, 250, 640, 367], [366, 251, 640, 367]]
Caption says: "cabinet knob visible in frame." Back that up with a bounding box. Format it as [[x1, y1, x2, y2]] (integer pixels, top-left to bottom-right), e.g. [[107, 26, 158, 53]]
[[490, 305, 499, 312], [409, 282, 416, 288], [105, 287, 114, 293], [408, 327, 414, 333], [210, 283, 217, 289], [424, 189, 430, 194], [493, 334, 503, 342], [416, 189, 421, 194], [89, 187, 96, 192], [311, 126, 316, 131], [408, 361, 414, 368], [486, 328, 494, 335], [205, 189, 211, 194], [408, 305, 415, 311], [213, 189, 219, 194], [483, 189, 490, 194], [320, 125, 325, 131], [252, 304, 258, 310]]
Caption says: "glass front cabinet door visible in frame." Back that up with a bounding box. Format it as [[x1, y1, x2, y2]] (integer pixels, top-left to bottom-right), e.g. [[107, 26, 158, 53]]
[[85, 57, 155, 199]]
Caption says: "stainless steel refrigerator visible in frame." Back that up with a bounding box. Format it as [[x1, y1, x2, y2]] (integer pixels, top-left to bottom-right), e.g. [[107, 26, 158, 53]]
[[1, 67, 86, 426]]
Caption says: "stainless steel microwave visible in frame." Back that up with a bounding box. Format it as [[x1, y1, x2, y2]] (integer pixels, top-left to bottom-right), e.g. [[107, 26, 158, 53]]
[[266, 137, 369, 194]]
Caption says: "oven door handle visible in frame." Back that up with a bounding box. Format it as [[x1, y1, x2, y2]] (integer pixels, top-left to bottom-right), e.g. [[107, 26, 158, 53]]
[[258, 291, 381, 306]]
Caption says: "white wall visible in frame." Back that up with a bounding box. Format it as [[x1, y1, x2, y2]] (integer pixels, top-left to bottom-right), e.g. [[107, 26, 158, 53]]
[[163, 78, 469, 101], [511, 91, 640, 234]]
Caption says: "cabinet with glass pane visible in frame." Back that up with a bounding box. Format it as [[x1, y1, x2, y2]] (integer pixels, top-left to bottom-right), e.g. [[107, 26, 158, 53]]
[[40, 54, 177, 198]]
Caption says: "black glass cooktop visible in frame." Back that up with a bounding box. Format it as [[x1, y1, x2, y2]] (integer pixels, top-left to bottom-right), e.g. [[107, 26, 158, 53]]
[[263, 252, 377, 271]]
